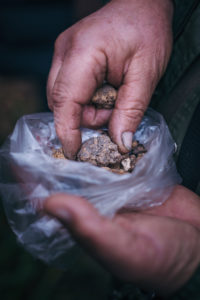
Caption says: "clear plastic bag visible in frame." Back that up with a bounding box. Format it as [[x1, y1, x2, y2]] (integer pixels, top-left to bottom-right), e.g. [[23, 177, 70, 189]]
[[0, 108, 181, 267]]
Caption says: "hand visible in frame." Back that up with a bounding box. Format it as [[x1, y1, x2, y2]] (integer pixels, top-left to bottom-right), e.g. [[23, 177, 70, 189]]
[[47, 0, 173, 159], [44, 185, 200, 296]]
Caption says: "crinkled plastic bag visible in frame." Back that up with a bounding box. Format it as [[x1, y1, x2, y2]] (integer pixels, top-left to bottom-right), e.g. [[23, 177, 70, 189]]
[[0, 108, 181, 267]]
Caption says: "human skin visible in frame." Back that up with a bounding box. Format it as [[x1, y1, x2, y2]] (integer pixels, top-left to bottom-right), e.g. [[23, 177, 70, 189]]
[[45, 0, 200, 294], [47, 0, 173, 159], [44, 185, 200, 296]]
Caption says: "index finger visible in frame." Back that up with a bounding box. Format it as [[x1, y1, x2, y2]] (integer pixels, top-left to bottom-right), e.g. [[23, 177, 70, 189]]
[[51, 48, 106, 159]]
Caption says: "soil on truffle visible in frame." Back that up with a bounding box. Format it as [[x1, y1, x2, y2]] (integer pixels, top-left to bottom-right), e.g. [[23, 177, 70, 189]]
[[52, 84, 147, 174], [91, 84, 117, 109], [52, 134, 147, 174]]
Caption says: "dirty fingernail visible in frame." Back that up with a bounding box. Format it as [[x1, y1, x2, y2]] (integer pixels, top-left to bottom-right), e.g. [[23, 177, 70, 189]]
[[122, 131, 133, 151]]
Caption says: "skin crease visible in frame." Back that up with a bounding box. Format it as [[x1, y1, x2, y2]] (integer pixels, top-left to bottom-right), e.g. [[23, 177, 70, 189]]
[[44, 185, 200, 296], [47, 0, 173, 159], [45, 0, 200, 295]]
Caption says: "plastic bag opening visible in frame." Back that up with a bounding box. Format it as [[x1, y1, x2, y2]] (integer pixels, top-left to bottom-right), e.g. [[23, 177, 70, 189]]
[[0, 108, 181, 267]]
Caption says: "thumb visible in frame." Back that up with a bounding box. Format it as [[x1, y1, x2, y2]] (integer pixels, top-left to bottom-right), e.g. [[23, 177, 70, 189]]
[[109, 62, 156, 153], [44, 194, 119, 254], [43, 194, 163, 288]]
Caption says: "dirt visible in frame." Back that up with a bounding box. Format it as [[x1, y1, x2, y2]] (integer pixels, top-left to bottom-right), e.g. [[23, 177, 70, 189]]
[[52, 84, 146, 174], [52, 135, 146, 174], [91, 84, 117, 109]]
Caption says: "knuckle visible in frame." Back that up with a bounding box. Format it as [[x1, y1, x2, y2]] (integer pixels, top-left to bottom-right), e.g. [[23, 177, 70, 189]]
[[128, 106, 144, 118], [54, 30, 67, 52], [70, 29, 97, 55], [68, 29, 87, 53], [71, 20, 90, 44], [117, 105, 144, 121], [131, 107, 144, 122], [71, 30, 82, 46], [52, 82, 68, 108]]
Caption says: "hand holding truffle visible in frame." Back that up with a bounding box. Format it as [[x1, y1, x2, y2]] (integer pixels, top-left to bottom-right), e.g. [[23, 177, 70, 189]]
[[47, 0, 173, 159]]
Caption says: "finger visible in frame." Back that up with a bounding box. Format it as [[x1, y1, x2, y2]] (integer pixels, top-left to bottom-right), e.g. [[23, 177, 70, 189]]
[[43, 194, 159, 284], [109, 58, 157, 153], [47, 34, 68, 110], [47, 54, 63, 111], [44, 194, 125, 258], [52, 48, 106, 159], [81, 105, 112, 128], [44, 193, 200, 294], [145, 185, 200, 229]]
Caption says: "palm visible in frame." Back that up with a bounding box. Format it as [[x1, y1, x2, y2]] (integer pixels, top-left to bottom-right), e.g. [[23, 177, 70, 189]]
[[45, 185, 200, 295], [112, 208, 199, 294]]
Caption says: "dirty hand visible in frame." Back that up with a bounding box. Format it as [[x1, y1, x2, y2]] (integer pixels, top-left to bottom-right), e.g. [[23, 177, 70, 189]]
[[44, 185, 200, 295], [47, 0, 173, 159]]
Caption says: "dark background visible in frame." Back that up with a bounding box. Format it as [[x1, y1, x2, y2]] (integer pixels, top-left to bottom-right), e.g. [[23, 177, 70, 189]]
[[0, 1, 111, 299]]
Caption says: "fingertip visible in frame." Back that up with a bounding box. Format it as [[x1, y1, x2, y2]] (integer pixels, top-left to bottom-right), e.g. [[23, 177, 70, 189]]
[[53, 106, 82, 159], [44, 193, 105, 239], [44, 193, 98, 218], [122, 131, 134, 151], [44, 194, 81, 225], [108, 88, 146, 153], [61, 130, 82, 160], [109, 110, 137, 153], [44, 194, 64, 216]]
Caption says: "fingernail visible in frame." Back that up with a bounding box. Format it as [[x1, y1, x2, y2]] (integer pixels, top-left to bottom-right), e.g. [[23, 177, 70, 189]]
[[63, 148, 76, 160], [62, 141, 77, 160], [53, 208, 72, 224], [122, 131, 133, 151]]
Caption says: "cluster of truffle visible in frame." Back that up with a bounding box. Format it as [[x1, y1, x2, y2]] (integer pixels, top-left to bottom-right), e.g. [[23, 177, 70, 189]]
[[52, 133, 146, 174], [52, 84, 147, 174], [77, 134, 146, 174]]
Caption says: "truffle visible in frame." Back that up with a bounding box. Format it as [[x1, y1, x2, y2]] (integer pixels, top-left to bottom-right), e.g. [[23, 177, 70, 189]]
[[52, 134, 147, 174], [52, 136, 147, 174], [52, 148, 66, 159], [121, 155, 136, 172], [52, 84, 147, 173], [77, 134, 122, 167], [132, 143, 147, 155], [91, 84, 117, 109]]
